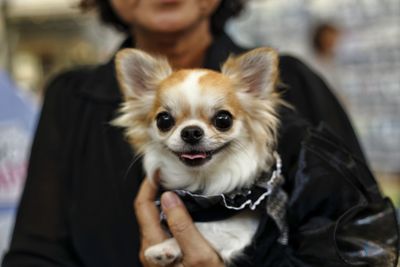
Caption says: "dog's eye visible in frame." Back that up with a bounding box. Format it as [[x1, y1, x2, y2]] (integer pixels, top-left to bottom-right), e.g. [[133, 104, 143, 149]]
[[213, 110, 233, 131], [156, 112, 175, 132]]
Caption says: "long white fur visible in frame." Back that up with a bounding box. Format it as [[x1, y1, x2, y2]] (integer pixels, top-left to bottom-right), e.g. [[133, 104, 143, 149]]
[[113, 48, 281, 266]]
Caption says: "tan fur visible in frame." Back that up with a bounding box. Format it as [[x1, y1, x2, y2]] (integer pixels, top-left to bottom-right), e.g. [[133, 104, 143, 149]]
[[198, 71, 243, 114], [154, 71, 193, 123], [158, 70, 192, 91]]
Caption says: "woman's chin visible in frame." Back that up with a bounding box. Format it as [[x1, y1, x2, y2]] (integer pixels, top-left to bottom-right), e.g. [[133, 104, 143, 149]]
[[144, 14, 204, 34]]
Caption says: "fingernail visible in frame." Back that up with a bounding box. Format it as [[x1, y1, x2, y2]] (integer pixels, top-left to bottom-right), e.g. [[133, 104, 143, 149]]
[[161, 192, 181, 210]]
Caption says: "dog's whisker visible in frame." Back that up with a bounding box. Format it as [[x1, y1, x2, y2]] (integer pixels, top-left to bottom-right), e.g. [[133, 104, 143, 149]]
[[122, 153, 143, 181], [228, 140, 245, 152]]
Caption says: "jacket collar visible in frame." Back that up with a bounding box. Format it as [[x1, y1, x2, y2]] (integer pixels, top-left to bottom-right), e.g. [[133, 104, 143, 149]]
[[79, 32, 246, 103]]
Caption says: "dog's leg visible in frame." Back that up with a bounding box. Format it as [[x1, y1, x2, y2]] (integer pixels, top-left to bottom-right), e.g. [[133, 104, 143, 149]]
[[144, 238, 181, 266]]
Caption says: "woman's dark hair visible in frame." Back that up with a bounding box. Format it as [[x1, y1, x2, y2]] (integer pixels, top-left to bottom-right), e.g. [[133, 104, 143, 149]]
[[79, 0, 246, 36]]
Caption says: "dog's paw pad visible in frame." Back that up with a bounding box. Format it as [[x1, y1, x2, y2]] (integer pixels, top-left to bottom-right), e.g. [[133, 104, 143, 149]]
[[145, 244, 181, 266]]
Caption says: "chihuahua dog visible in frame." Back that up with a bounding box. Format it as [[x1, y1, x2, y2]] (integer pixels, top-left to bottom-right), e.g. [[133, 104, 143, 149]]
[[113, 47, 282, 266]]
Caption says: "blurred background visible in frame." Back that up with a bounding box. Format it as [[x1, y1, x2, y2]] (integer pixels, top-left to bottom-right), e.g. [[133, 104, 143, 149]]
[[0, 0, 399, 259]]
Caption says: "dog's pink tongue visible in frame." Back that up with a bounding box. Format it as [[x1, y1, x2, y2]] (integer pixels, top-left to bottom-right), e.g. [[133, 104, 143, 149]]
[[181, 152, 206, 160]]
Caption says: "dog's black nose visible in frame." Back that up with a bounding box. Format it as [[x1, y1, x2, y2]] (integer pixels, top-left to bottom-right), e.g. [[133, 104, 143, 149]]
[[181, 126, 204, 144]]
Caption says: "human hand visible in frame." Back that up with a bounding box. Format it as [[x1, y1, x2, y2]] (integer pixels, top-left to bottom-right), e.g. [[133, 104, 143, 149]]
[[134, 179, 224, 267], [134, 178, 167, 267]]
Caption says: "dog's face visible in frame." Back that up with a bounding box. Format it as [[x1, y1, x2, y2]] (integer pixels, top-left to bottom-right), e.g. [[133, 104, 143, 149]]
[[114, 48, 280, 193], [142, 69, 246, 168]]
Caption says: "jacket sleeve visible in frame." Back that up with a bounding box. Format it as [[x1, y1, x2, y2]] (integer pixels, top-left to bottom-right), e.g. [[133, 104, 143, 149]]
[[2, 71, 86, 266], [284, 124, 398, 266], [235, 120, 399, 267]]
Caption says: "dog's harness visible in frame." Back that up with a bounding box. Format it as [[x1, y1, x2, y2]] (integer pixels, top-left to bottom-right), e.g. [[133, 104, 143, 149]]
[[156, 152, 288, 245]]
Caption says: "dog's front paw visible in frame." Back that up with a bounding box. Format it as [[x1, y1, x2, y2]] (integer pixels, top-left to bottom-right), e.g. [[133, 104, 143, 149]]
[[144, 239, 181, 266]]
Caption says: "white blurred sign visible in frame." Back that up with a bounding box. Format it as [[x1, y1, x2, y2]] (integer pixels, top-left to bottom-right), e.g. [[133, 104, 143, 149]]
[[7, 0, 79, 18]]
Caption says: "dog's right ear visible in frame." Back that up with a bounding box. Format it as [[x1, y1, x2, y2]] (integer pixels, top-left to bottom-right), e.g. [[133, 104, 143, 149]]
[[115, 48, 172, 99]]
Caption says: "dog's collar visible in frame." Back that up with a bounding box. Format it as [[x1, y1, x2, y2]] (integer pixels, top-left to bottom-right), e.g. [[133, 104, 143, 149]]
[[157, 152, 284, 222]]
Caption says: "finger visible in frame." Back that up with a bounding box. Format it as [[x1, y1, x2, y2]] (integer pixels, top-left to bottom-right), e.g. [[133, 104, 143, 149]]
[[134, 178, 166, 244], [135, 176, 158, 203], [161, 192, 215, 256]]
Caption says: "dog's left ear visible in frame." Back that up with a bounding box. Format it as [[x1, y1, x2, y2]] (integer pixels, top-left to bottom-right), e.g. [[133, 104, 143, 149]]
[[221, 47, 279, 98], [115, 48, 172, 99]]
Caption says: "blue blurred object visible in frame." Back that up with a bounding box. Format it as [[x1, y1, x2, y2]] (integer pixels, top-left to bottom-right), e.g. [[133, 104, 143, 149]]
[[0, 70, 38, 134], [0, 70, 38, 258]]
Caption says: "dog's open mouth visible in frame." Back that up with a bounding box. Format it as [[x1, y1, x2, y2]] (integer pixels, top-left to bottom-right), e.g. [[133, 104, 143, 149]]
[[173, 142, 230, 167], [179, 151, 211, 167]]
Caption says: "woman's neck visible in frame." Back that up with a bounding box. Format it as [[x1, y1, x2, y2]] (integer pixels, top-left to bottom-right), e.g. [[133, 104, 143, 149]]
[[132, 20, 213, 69]]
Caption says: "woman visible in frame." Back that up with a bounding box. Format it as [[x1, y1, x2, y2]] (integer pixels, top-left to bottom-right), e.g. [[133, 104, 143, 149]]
[[3, 1, 398, 266]]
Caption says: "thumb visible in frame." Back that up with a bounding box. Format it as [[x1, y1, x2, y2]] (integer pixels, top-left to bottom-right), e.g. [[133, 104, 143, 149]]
[[161, 192, 224, 266], [161, 192, 211, 253]]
